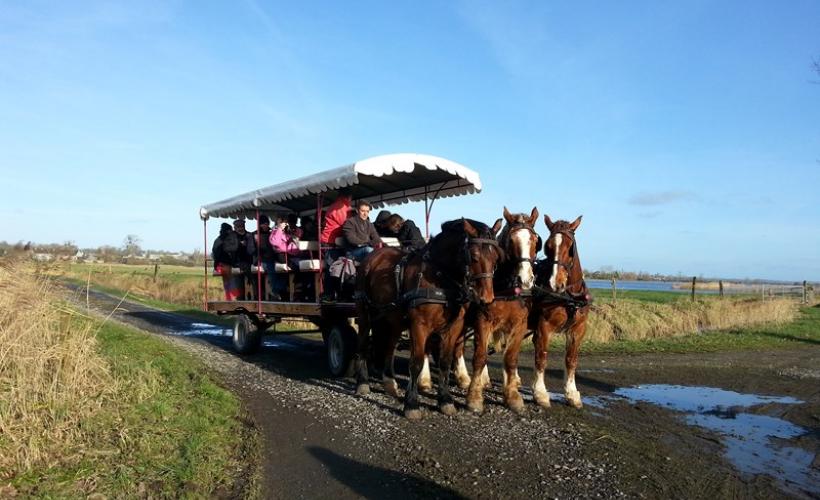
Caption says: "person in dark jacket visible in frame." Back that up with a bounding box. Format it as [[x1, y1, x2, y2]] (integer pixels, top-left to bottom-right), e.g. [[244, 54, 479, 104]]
[[254, 215, 281, 300], [212, 223, 242, 300], [342, 200, 382, 261], [233, 219, 257, 298], [387, 214, 426, 251], [373, 210, 394, 238]]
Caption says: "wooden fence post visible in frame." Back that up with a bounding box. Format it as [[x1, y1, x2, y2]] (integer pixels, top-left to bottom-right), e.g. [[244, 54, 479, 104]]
[[803, 280, 808, 304], [153, 263, 159, 283], [611, 277, 616, 303], [719, 280, 724, 298], [691, 276, 696, 302]]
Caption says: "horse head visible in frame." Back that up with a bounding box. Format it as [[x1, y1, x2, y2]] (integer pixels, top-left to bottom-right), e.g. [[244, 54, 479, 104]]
[[542, 214, 582, 293], [438, 218, 503, 305], [499, 206, 540, 290]]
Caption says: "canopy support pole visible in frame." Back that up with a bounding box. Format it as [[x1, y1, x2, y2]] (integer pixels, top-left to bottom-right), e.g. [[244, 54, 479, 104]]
[[256, 208, 262, 314], [424, 186, 429, 240], [203, 219, 208, 311], [317, 193, 324, 300], [425, 182, 447, 240]]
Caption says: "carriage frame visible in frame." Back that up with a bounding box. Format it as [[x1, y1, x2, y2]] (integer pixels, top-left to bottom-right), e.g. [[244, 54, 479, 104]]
[[200, 153, 484, 376]]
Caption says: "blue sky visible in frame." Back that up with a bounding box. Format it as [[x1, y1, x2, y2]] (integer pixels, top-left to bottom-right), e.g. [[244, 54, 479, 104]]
[[1, 1, 818, 281]]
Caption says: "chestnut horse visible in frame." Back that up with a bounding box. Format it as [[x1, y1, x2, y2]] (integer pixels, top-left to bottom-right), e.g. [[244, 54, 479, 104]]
[[465, 207, 541, 414], [354, 218, 503, 419], [529, 215, 591, 409]]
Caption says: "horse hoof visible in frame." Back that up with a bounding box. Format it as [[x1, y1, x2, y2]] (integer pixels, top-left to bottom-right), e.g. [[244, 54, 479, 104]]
[[506, 394, 525, 414], [404, 408, 423, 421], [466, 400, 484, 414], [440, 403, 457, 416], [534, 396, 552, 409], [384, 383, 400, 398], [355, 384, 370, 396], [566, 391, 583, 409]]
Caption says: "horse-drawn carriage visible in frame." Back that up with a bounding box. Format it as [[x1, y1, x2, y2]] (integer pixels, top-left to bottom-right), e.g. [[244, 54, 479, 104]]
[[200, 153, 591, 418], [199, 153, 484, 376]]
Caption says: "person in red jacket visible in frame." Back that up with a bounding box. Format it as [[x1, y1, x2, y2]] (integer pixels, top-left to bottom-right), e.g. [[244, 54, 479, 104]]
[[320, 189, 352, 245]]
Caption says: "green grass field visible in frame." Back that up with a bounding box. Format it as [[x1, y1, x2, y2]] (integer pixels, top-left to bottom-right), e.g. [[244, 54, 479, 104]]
[[8, 318, 255, 498]]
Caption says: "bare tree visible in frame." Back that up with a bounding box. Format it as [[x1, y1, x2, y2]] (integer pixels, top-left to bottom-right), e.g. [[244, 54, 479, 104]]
[[123, 234, 142, 257]]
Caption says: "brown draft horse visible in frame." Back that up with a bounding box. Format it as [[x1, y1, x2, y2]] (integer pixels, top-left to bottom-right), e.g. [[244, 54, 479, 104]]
[[529, 215, 591, 409], [465, 207, 541, 414], [354, 218, 504, 420]]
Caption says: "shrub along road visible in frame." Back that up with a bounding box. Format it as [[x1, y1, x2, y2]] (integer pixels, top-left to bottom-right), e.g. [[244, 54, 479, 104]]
[[72, 285, 820, 499]]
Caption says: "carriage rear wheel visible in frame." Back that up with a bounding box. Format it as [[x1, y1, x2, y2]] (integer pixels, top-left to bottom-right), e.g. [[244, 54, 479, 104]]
[[233, 314, 262, 355], [324, 322, 356, 378]]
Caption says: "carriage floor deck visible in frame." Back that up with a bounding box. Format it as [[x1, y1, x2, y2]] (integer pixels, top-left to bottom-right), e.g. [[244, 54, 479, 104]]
[[207, 300, 357, 318]]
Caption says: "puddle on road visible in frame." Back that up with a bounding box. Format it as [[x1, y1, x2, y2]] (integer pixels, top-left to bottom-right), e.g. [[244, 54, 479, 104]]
[[612, 384, 819, 495], [171, 322, 229, 336]]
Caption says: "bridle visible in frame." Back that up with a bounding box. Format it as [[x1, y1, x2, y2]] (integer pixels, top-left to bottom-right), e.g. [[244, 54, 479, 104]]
[[546, 229, 576, 273], [462, 235, 502, 300], [502, 221, 541, 265]]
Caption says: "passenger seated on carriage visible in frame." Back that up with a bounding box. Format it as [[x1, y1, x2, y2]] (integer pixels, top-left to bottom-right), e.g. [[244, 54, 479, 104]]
[[386, 214, 425, 251], [233, 219, 257, 293], [300, 215, 318, 242], [319, 188, 352, 246], [269, 214, 306, 300], [374, 210, 394, 237], [342, 200, 382, 262], [373, 210, 425, 251], [254, 215, 280, 300], [212, 223, 242, 301]]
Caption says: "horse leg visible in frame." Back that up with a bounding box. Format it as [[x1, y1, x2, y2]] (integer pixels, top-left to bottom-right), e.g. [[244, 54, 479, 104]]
[[381, 316, 402, 398], [418, 354, 433, 393], [354, 306, 371, 396], [502, 322, 526, 414], [532, 316, 553, 408], [564, 317, 587, 409], [403, 322, 428, 420], [466, 317, 491, 414], [436, 325, 463, 416], [480, 365, 491, 389], [453, 336, 471, 390]]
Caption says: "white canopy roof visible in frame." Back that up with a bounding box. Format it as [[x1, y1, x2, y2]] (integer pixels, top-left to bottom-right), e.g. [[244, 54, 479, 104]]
[[199, 153, 482, 220]]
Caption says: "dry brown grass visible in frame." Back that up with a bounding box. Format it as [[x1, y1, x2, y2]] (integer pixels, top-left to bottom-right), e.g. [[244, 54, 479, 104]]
[[586, 297, 798, 343], [62, 265, 219, 308], [0, 258, 114, 475]]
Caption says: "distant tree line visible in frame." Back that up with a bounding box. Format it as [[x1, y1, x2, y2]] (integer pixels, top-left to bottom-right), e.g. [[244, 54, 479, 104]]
[[0, 236, 202, 267]]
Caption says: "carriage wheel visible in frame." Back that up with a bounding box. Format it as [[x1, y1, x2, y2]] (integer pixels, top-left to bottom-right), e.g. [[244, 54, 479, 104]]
[[233, 314, 262, 355], [325, 322, 356, 378]]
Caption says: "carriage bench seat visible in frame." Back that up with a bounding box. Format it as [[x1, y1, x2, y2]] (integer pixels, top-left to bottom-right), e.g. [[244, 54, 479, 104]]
[[298, 259, 321, 271]]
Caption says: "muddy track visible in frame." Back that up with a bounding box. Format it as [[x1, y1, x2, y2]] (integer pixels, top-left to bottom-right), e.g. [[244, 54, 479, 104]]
[[68, 285, 820, 499]]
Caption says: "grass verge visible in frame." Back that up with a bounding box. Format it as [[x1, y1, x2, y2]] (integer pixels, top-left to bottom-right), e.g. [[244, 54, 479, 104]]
[[542, 305, 820, 355], [0, 260, 256, 497]]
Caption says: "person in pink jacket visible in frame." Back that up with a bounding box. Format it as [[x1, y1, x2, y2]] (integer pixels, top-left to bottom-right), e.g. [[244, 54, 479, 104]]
[[269, 214, 306, 300]]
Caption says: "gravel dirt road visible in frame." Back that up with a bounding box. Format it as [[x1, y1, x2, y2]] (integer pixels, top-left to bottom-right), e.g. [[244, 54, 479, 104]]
[[73, 287, 820, 499]]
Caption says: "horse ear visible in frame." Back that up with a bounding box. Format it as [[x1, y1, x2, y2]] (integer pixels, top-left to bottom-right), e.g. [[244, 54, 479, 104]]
[[503, 206, 514, 224], [544, 214, 554, 231], [528, 206, 539, 226], [462, 219, 479, 237], [492, 218, 503, 235], [569, 215, 583, 231]]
